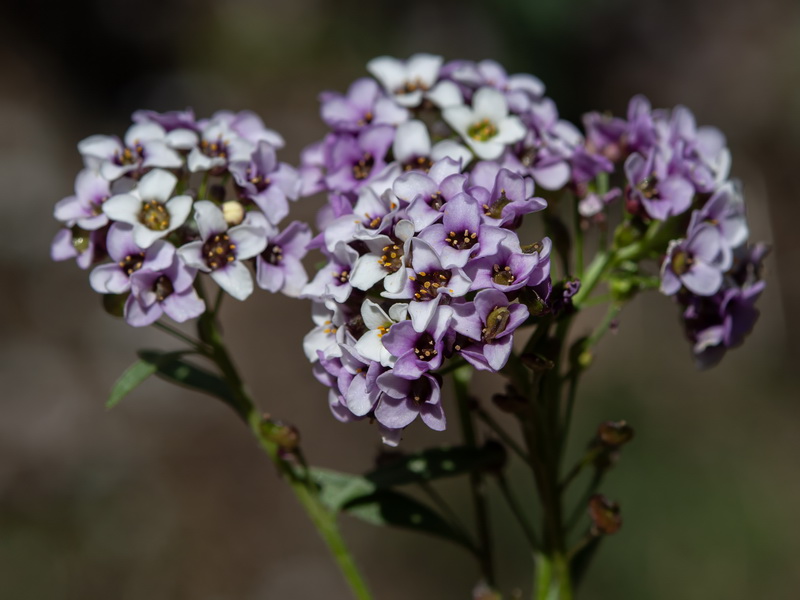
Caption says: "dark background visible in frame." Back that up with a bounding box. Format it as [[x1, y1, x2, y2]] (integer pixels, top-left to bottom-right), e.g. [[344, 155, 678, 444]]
[[1, 0, 797, 598]]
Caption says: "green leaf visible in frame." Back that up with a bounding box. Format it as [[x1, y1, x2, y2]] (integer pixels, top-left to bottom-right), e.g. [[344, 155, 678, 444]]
[[364, 444, 504, 488], [343, 490, 475, 552], [135, 350, 240, 412], [310, 468, 376, 512], [107, 359, 160, 409]]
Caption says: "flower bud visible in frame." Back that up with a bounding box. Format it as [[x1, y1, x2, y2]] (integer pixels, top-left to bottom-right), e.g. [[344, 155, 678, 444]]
[[597, 420, 634, 448], [588, 494, 622, 535], [222, 200, 245, 226]]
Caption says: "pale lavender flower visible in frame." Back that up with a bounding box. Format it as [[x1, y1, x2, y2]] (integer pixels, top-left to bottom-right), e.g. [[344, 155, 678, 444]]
[[177, 201, 267, 300], [51, 226, 108, 269], [694, 181, 748, 249], [79, 122, 182, 181], [301, 241, 359, 304], [324, 126, 396, 193], [89, 223, 173, 294], [320, 77, 409, 132], [465, 229, 541, 293], [452, 289, 529, 371], [230, 141, 300, 225], [125, 252, 205, 327], [53, 169, 112, 231], [375, 372, 445, 431], [625, 149, 694, 221], [660, 223, 732, 297], [381, 302, 454, 379], [255, 221, 311, 297]]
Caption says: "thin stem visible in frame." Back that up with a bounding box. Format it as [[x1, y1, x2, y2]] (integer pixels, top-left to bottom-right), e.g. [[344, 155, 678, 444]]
[[153, 321, 209, 352], [573, 196, 584, 278], [212, 287, 225, 316], [418, 481, 476, 551], [565, 469, 604, 533], [453, 366, 496, 585], [197, 314, 373, 599], [495, 474, 540, 550], [475, 406, 532, 468], [197, 172, 209, 201]]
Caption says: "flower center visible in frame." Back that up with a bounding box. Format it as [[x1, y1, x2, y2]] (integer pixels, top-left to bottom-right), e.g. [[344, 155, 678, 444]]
[[410, 376, 433, 404], [671, 249, 693, 276], [154, 275, 174, 301], [362, 212, 383, 230], [482, 306, 511, 342], [429, 191, 446, 211], [395, 79, 428, 95], [246, 167, 271, 192], [264, 244, 283, 265], [467, 118, 498, 142], [379, 243, 404, 273], [202, 233, 237, 270], [140, 201, 170, 231], [403, 156, 433, 172], [201, 137, 229, 159], [334, 269, 350, 284], [118, 253, 145, 276], [636, 174, 660, 200], [413, 332, 438, 362], [357, 111, 374, 127], [409, 270, 450, 301], [484, 189, 513, 219], [445, 229, 478, 251], [492, 264, 516, 286], [352, 153, 374, 180], [114, 144, 144, 166]]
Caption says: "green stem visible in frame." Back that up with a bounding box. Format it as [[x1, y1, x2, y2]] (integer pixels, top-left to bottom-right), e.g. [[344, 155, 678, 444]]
[[153, 321, 209, 352], [496, 474, 540, 550], [475, 405, 532, 467], [453, 365, 496, 585], [534, 552, 573, 600], [197, 314, 373, 600]]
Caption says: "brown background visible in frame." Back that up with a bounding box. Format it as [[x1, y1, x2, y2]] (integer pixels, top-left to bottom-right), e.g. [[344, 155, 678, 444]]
[[0, 0, 797, 598]]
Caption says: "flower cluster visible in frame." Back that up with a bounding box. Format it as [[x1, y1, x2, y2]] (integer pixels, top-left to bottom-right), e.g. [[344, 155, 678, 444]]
[[299, 54, 570, 444], [51, 109, 309, 326], [583, 96, 766, 364]]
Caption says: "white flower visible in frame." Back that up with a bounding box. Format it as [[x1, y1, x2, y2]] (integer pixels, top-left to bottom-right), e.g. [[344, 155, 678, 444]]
[[355, 299, 408, 367], [367, 53, 443, 107], [393, 120, 473, 170], [443, 87, 526, 160], [79, 122, 182, 181], [303, 300, 347, 362], [102, 169, 192, 249], [187, 120, 255, 174]]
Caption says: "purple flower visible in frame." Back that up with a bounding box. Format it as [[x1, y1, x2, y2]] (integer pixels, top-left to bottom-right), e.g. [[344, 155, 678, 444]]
[[469, 164, 546, 227], [465, 229, 541, 293], [51, 226, 108, 269], [337, 345, 385, 418], [375, 372, 445, 431], [256, 221, 311, 297], [301, 241, 359, 304], [53, 169, 112, 231], [324, 126, 396, 193], [625, 149, 694, 221], [694, 181, 748, 249], [445, 59, 545, 113], [452, 290, 529, 371], [320, 77, 409, 132], [177, 201, 267, 300], [682, 281, 765, 368], [229, 141, 300, 225], [102, 169, 193, 249], [418, 192, 503, 268], [660, 223, 733, 297], [393, 120, 472, 173], [125, 252, 205, 327], [89, 223, 173, 294], [381, 302, 454, 379], [395, 158, 469, 231]]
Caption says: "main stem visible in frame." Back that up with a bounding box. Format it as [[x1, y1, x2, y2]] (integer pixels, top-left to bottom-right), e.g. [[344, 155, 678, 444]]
[[197, 314, 373, 600]]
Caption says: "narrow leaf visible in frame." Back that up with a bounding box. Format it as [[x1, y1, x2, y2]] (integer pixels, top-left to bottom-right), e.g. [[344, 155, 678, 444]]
[[343, 490, 475, 552], [107, 359, 159, 409]]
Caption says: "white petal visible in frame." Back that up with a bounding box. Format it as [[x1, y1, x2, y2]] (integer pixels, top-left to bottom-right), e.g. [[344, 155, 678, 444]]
[[472, 87, 508, 122], [361, 299, 392, 330], [355, 330, 386, 364], [350, 253, 388, 291], [431, 140, 473, 167], [228, 225, 268, 260], [426, 80, 463, 109], [78, 135, 121, 160], [102, 194, 141, 225], [193, 200, 227, 239], [407, 53, 443, 87], [165, 195, 193, 232], [367, 56, 406, 91], [132, 224, 167, 249], [393, 120, 431, 163], [166, 129, 199, 150], [137, 169, 177, 202], [124, 122, 166, 145], [211, 262, 254, 300], [177, 241, 210, 271]]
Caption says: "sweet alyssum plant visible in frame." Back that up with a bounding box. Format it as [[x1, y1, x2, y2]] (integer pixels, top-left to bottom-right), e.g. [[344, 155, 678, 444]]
[[51, 54, 767, 599]]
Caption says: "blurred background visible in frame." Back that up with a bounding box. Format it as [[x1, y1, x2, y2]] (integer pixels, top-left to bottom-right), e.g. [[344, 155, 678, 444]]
[[0, 0, 797, 598]]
